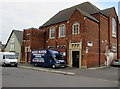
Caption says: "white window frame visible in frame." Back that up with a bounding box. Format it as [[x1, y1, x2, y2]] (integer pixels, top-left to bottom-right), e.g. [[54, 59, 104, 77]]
[[26, 33, 30, 41], [57, 45, 66, 48], [48, 46, 55, 49], [10, 38, 15, 51], [59, 24, 66, 38], [112, 17, 117, 38], [111, 44, 117, 52], [72, 22, 80, 35], [49, 27, 55, 39]]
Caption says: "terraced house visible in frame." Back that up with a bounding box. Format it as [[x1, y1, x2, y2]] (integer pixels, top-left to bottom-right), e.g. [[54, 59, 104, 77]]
[[22, 2, 120, 68]]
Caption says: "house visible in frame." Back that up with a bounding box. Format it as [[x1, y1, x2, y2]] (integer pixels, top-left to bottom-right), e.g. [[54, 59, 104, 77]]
[[5, 30, 23, 63], [21, 28, 45, 63], [0, 41, 5, 52], [40, 2, 119, 68], [21, 2, 119, 68]]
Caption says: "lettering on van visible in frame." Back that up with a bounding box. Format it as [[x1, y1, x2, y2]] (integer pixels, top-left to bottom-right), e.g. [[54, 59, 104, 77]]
[[52, 51, 59, 54], [32, 50, 47, 54], [32, 50, 47, 63]]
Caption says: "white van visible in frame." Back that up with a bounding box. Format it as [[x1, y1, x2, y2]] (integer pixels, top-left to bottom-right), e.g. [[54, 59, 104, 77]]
[[0, 52, 18, 67]]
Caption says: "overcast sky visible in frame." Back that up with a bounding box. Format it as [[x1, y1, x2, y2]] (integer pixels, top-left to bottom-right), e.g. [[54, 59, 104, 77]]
[[0, 0, 119, 44]]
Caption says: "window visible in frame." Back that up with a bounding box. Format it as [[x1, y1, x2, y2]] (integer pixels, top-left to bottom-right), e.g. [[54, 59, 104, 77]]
[[111, 44, 117, 52], [48, 46, 55, 49], [57, 45, 66, 48], [72, 22, 80, 35], [59, 24, 66, 37], [50, 27, 55, 39], [26, 33, 30, 41], [3, 55, 5, 59], [10, 38, 15, 51], [112, 18, 117, 38]]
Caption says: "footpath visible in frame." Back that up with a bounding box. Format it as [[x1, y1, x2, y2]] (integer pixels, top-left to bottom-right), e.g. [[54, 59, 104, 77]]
[[18, 63, 110, 76]]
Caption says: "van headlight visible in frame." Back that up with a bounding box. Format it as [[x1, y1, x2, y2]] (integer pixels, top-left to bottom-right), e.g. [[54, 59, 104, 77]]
[[56, 61, 60, 63]]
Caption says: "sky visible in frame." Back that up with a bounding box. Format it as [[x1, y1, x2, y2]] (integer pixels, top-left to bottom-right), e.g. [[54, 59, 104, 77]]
[[0, 0, 120, 44]]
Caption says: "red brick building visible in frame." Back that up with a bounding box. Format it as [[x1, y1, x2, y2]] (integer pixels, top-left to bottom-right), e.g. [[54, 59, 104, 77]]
[[40, 2, 119, 68], [21, 28, 45, 63], [21, 2, 119, 68], [118, 23, 120, 59]]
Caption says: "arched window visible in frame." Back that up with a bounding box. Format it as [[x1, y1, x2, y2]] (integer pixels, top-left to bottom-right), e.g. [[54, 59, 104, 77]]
[[49, 27, 55, 39], [112, 18, 117, 38], [59, 24, 66, 37], [72, 22, 80, 35]]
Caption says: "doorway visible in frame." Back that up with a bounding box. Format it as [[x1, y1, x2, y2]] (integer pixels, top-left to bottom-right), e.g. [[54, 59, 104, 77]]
[[72, 51, 79, 68]]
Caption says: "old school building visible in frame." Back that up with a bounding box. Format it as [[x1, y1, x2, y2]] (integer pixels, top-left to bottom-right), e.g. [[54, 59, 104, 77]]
[[21, 2, 120, 68]]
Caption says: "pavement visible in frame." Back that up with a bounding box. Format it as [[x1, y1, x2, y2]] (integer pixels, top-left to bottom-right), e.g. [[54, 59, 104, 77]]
[[18, 63, 110, 76]]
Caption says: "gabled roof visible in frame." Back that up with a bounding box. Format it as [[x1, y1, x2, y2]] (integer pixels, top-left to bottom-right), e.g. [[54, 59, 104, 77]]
[[14, 30, 23, 45], [76, 8, 99, 23], [42, 2, 100, 27], [24, 27, 39, 31], [5, 30, 23, 47], [100, 7, 115, 17]]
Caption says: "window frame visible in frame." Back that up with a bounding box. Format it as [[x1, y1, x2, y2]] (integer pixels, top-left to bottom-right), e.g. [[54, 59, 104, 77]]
[[59, 24, 66, 38], [48, 46, 55, 49], [111, 44, 117, 52], [112, 17, 117, 38], [10, 38, 15, 51], [49, 27, 55, 39], [26, 33, 30, 41], [72, 22, 80, 35]]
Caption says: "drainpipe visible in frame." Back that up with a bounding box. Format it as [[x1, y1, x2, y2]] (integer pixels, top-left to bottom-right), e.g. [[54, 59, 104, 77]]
[[108, 17, 110, 51], [98, 13, 101, 67], [117, 16, 119, 58]]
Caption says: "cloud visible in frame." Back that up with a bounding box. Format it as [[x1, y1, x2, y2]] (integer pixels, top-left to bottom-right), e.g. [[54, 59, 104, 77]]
[[0, 0, 118, 44]]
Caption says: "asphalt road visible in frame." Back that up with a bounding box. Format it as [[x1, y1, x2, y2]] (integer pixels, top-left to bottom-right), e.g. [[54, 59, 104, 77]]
[[2, 67, 118, 87], [58, 67, 119, 81]]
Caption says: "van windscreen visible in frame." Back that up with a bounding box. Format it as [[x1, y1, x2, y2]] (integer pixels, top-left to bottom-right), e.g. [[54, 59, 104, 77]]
[[5, 55, 16, 59]]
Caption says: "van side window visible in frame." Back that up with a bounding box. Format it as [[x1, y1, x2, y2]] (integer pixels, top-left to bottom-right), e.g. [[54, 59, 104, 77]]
[[50, 56, 54, 62], [3, 55, 5, 59]]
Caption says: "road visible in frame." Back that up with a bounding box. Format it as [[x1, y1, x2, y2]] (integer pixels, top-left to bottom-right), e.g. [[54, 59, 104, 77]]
[[2, 67, 119, 87], [58, 67, 119, 81]]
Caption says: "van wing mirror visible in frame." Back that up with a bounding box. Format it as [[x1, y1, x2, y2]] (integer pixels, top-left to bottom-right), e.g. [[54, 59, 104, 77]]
[[3, 55, 5, 59]]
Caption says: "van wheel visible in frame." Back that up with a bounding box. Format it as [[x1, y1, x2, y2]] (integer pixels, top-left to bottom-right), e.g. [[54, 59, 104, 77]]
[[52, 64, 56, 69], [3, 63, 6, 67]]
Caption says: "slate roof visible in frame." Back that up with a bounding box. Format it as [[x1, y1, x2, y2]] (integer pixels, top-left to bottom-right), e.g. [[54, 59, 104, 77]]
[[14, 30, 23, 45], [5, 30, 23, 47], [100, 7, 115, 17], [41, 2, 117, 28], [42, 2, 100, 27]]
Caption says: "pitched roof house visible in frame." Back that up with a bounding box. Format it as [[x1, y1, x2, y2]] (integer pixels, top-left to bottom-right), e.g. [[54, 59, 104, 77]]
[[5, 30, 23, 62], [39, 2, 119, 68]]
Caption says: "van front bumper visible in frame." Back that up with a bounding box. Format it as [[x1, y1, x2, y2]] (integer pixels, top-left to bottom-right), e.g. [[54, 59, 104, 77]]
[[4, 62, 18, 66], [55, 63, 66, 68]]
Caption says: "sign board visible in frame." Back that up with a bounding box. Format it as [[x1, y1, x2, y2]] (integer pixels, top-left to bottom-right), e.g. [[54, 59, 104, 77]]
[[31, 50, 47, 63], [87, 41, 93, 46]]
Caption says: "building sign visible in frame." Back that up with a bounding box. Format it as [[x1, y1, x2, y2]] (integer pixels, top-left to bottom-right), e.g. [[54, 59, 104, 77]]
[[72, 44, 80, 48], [87, 41, 93, 46]]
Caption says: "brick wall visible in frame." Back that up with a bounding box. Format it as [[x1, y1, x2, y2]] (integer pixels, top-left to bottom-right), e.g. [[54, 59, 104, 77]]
[[118, 23, 120, 58], [21, 28, 45, 63], [84, 18, 99, 67]]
